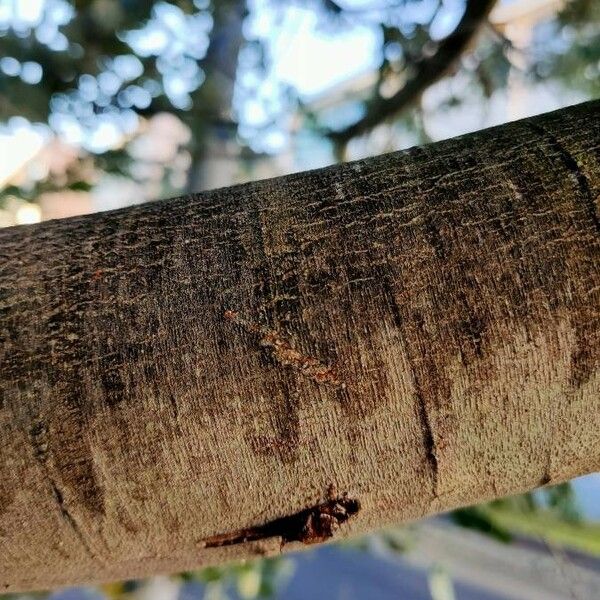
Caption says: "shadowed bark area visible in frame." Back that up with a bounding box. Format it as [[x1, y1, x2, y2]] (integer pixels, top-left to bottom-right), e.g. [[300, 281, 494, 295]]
[[0, 101, 599, 592]]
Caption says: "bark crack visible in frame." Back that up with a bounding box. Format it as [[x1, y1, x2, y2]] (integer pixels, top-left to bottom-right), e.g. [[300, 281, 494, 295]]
[[29, 421, 96, 559], [224, 310, 345, 388], [539, 448, 553, 486], [201, 492, 360, 549], [528, 122, 600, 236], [50, 481, 96, 559], [415, 392, 439, 499]]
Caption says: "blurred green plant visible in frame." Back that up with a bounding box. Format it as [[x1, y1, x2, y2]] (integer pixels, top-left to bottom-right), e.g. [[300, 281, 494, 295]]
[[450, 482, 600, 557], [535, 0, 600, 97]]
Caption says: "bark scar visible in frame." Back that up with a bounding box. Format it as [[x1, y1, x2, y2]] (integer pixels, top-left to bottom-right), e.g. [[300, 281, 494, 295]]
[[224, 310, 345, 388], [201, 491, 360, 549]]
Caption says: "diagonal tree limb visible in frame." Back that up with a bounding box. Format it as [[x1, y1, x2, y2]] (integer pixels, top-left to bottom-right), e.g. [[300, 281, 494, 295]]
[[0, 101, 598, 592], [328, 0, 498, 146]]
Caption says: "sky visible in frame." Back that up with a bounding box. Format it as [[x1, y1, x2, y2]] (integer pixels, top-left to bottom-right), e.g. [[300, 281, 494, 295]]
[[257, 4, 379, 97]]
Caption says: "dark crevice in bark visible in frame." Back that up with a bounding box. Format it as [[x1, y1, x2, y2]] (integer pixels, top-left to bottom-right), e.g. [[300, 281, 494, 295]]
[[380, 276, 404, 331], [528, 122, 600, 236], [29, 421, 96, 559], [202, 493, 360, 548], [539, 448, 552, 486], [380, 275, 440, 498], [416, 392, 439, 499], [423, 217, 447, 260], [50, 481, 96, 559], [168, 392, 180, 420]]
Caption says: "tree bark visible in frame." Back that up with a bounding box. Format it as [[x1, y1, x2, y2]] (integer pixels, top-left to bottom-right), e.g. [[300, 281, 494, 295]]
[[1, 101, 599, 592]]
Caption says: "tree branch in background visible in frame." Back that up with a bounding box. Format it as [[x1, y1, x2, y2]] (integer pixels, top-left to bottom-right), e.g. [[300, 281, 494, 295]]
[[328, 0, 497, 147]]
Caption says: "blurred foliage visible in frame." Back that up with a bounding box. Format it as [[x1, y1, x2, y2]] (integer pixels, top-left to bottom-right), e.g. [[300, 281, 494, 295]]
[[532, 0, 600, 96], [2, 556, 294, 600], [451, 505, 513, 543], [489, 482, 582, 526], [449, 482, 600, 558], [183, 556, 294, 599]]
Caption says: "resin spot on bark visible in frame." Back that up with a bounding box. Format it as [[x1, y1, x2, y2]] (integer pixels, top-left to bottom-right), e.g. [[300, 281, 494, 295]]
[[224, 310, 345, 388]]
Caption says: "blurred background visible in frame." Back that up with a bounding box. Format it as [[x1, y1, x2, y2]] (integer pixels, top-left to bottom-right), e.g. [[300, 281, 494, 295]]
[[0, 0, 599, 598]]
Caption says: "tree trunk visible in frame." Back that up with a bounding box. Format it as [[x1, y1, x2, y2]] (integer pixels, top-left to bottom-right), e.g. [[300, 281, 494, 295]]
[[1, 101, 599, 592], [185, 0, 246, 193]]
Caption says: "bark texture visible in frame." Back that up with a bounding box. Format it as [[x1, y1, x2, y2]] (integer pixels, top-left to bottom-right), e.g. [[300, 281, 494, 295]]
[[1, 101, 599, 592]]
